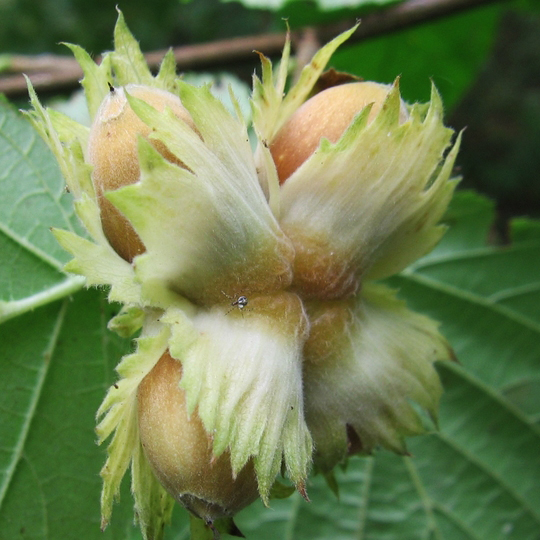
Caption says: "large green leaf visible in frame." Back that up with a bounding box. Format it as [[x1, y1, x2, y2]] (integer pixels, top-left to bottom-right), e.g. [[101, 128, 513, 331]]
[[1, 100, 538, 539], [0, 101, 86, 325], [0, 290, 144, 539]]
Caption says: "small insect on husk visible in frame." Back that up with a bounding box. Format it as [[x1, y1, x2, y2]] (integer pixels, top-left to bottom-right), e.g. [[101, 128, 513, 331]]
[[222, 291, 249, 315]]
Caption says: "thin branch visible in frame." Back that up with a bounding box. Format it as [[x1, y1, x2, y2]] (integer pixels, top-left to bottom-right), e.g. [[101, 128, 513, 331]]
[[0, 0, 505, 97]]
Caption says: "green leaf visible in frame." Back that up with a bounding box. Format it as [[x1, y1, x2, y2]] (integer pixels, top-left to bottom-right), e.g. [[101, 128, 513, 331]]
[[399, 192, 540, 400], [0, 101, 85, 324], [0, 290, 141, 539]]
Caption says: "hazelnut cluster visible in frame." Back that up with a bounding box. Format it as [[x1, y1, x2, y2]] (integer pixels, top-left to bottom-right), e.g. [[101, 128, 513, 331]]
[[28, 13, 459, 540]]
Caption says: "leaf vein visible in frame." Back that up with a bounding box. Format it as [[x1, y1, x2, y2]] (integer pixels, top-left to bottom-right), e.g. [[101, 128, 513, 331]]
[[0, 275, 85, 325], [431, 501, 484, 540], [436, 429, 540, 525], [403, 456, 444, 540], [0, 221, 65, 273], [400, 271, 540, 334], [0, 300, 67, 509]]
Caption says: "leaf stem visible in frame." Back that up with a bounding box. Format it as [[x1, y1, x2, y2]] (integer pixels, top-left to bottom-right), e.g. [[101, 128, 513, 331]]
[[284, 492, 302, 540]]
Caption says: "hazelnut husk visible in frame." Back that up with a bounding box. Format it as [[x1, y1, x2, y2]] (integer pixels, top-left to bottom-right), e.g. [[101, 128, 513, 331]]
[[137, 351, 260, 523], [270, 81, 408, 184], [88, 84, 198, 260]]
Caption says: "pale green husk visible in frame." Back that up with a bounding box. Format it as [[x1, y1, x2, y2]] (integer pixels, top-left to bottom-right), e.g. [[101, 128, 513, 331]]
[[278, 80, 461, 288], [115, 89, 294, 307], [164, 293, 312, 501], [251, 24, 358, 142], [251, 24, 358, 216], [96, 318, 171, 537], [303, 282, 453, 471]]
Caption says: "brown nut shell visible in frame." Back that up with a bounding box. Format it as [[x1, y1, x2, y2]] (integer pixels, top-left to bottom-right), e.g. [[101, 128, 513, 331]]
[[270, 81, 408, 184], [88, 84, 197, 261], [137, 351, 260, 523]]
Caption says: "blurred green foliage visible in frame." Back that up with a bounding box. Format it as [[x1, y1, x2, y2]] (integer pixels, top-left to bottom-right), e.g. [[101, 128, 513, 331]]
[[0, 0, 271, 54], [451, 9, 540, 221], [2, 0, 539, 213], [331, 6, 501, 109]]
